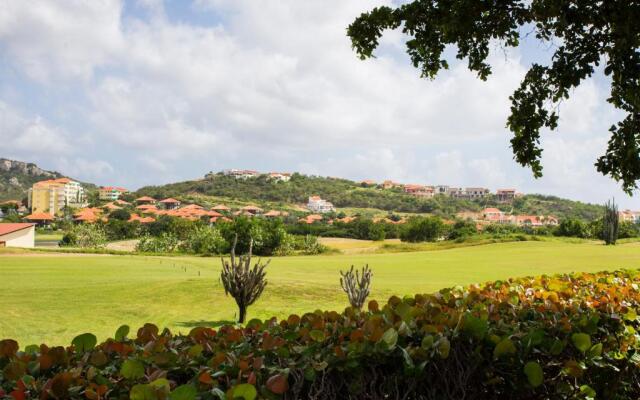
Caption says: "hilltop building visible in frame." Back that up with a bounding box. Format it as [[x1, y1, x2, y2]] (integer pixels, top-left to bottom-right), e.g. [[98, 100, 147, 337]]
[[268, 172, 291, 182], [497, 189, 518, 203], [27, 178, 86, 215], [223, 169, 260, 179], [307, 196, 335, 213]]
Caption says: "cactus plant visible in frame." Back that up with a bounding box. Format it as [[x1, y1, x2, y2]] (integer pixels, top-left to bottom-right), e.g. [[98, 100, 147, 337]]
[[340, 265, 372, 309], [603, 199, 619, 245], [220, 235, 269, 323]]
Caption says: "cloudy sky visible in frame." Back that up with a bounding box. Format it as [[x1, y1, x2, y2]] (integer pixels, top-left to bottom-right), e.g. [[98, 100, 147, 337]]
[[0, 0, 637, 207]]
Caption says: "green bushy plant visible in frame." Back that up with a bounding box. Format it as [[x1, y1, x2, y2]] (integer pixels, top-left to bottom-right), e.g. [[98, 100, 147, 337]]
[[59, 224, 107, 248], [400, 216, 444, 242], [4, 270, 640, 399]]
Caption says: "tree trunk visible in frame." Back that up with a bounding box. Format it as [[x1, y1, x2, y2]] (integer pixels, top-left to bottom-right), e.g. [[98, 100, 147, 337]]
[[238, 304, 247, 324]]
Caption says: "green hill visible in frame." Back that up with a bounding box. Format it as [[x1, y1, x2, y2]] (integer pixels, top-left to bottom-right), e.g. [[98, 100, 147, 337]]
[[136, 172, 604, 220]]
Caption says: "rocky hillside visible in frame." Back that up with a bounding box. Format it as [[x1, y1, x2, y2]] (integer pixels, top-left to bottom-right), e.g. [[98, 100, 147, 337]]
[[0, 158, 64, 201]]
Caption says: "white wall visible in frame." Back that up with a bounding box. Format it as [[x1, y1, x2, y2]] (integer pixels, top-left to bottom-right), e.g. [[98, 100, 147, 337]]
[[0, 226, 35, 248]]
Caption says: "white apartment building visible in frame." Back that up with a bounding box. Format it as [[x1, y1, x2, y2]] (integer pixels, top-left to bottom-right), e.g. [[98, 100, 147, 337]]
[[307, 196, 335, 213]]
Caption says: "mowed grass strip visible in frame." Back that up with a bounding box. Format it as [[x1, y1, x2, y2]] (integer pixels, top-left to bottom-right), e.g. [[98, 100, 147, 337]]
[[1, 240, 639, 346]]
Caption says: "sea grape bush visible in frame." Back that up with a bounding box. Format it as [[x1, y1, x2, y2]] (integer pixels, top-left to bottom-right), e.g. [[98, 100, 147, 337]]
[[3, 270, 640, 399]]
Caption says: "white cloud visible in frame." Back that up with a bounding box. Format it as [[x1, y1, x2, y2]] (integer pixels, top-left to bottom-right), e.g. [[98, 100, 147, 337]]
[[0, 101, 72, 154], [0, 0, 636, 206]]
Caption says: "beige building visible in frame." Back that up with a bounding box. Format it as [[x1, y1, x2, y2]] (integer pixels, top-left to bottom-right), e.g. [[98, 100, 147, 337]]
[[0, 223, 35, 248], [28, 178, 87, 215]]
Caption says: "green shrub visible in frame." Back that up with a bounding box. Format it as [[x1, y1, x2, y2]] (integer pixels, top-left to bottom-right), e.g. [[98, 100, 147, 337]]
[[400, 216, 444, 242], [59, 224, 107, 248], [3, 270, 640, 399], [135, 232, 179, 253], [179, 226, 226, 255]]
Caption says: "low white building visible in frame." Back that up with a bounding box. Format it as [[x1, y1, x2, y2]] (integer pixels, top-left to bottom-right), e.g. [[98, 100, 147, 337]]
[[307, 196, 335, 213], [0, 223, 35, 248], [223, 169, 260, 179], [268, 172, 291, 182]]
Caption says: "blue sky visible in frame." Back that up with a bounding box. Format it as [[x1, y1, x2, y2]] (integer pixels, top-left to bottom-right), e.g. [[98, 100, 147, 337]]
[[0, 0, 637, 208]]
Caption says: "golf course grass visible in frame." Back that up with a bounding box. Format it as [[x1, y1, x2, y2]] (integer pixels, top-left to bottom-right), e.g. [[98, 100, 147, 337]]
[[1, 240, 640, 346]]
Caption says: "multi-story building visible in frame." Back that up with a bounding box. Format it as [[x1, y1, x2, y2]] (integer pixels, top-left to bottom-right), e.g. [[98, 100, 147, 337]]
[[28, 178, 86, 215], [464, 187, 490, 199], [307, 196, 335, 213], [98, 186, 128, 201], [496, 189, 517, 203], [434, 185, 449, 195]]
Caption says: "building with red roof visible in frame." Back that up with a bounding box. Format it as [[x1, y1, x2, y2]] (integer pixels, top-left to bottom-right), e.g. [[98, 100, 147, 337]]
[[159, 198, 181, 210], [0, 223, 35, 248], [99, 186, 129, 201], [135, 196, 156, 204]]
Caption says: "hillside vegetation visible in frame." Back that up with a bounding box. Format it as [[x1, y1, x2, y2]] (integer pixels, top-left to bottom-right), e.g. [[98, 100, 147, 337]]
[[137, 173, 604, 220]]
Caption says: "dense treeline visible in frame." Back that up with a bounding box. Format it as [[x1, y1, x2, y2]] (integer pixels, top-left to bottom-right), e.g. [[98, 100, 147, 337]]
[[136, 173, 604, 219], [61, 215, 327, 256]]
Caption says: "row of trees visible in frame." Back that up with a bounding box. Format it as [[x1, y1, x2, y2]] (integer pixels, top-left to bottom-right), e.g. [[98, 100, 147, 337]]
[[62, 216, 328, 256]]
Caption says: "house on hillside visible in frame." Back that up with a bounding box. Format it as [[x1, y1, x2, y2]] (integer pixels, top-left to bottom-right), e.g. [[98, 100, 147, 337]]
[[307, 196, 335, 213], [267, 172, 291, 182], [482, 208, 508, 223], [135, 196, 156, 205], [464, 187, 490, 199], [496, 189, 517, 203], [620, 210, 640, 223], [159, 198, 181, 210], [241, 205, 264, 215], [381, 180, 402, 190], [98, 186, 128, 201], [404, 184, 435, 198], [0, 223, 35, 248], [224, 169, 260, 179]]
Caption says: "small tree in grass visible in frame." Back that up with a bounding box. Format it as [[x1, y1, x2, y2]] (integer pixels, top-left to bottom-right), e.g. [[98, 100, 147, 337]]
[[340, 265, 372, 309], [603, 198, 619, 245], [220, 235, 269, 323]]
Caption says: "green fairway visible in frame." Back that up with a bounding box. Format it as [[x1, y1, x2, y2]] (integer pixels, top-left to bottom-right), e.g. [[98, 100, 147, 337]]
[[1, 240, 640, 346]]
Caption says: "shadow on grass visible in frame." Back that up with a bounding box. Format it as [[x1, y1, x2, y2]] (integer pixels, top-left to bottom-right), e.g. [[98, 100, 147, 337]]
[[176, 320, 237, 328]]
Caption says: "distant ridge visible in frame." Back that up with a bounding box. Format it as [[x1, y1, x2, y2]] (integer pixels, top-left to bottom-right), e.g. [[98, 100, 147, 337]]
[[0, 158, 65, 201]]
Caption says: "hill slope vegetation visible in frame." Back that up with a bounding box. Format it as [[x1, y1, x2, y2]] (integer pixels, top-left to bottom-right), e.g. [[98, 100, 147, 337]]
[[137, 173, 604, 220]]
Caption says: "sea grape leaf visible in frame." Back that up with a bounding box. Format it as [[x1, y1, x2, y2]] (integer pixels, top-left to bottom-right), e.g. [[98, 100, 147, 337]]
[[71, 333, 97, 352], [170, 385, 197, 400], [121, 359, 145, 380], [231, 383, 257, 400], [381, 328, 398, 349], [571, 333, 592, 353], [493, 338, 516, 358], [524, 361, 544, 387], [115, 325, 130, 341]]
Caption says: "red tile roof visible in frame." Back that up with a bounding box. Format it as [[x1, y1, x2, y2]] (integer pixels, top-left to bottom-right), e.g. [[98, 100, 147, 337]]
[[212, 204, 230, 211], [135, 196, 156, 202], [24, 212, 54, 221], [100, 186, 128, 192], [159, 198, 180, 203], [0, 223, 35, 236]]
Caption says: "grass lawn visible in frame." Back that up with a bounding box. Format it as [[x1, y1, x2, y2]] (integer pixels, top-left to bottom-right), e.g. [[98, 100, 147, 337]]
[[1, 240, 640, 346]]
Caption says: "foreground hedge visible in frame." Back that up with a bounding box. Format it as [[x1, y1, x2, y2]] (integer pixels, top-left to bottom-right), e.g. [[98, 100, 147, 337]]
[[2, 270, 640, 399]]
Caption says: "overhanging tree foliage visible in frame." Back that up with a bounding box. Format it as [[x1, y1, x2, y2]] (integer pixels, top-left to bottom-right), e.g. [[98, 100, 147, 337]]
[[348, 1, 640, 193]]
